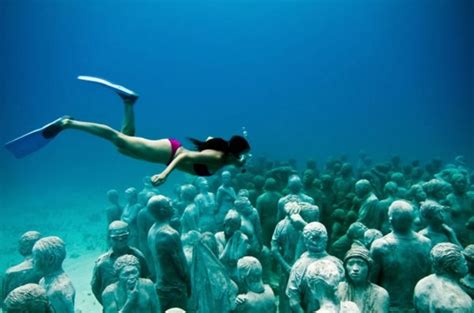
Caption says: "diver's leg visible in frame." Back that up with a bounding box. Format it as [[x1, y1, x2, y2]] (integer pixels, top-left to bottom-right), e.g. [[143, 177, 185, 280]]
[[121, 99, 136, 136]]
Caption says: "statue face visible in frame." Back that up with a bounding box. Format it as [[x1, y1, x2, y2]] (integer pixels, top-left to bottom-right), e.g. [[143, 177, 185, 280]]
[[32, 251, 48, 274], [222, 172, 231, 185], [110, 234, 129, 251], [224, 219, 239, 237], [346, 257, 369, 284], [119, 265, 139, 290], [453, 176, 467, 193], [452, 256, 469, 277]]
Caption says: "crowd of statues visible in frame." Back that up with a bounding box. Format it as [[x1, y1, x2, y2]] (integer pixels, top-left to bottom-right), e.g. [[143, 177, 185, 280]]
[[1, 153, 473, 312]]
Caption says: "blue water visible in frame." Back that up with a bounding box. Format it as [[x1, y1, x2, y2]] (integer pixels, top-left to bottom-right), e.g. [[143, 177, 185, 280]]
[[1, 0, 473, 210]]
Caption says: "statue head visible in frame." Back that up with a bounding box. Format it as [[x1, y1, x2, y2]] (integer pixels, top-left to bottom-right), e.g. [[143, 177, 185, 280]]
[[106, 189, 120, 204], [195, 177, 209, 192], [321, 175, 332, 189], [363, 229, 383, 249], [463, 244, 474, 274], [3, 283, 53, 313], [18, 231, 41, 257], [452, 173, 468, 194], [355, 179, 371, 198], [302, 222, 328, 254], [383, 181, 398, 197], [390, 172, 405, 186], [237, 256, 264, 293], [346, 222, 368, 241], [108, 221, 130, 252], [32, 236, 66, 275], [431, 242, 468, 278], [408, 184, 427, 202], [420, 200, 447, 227], [303, 169, 315, 185], [388, 200, 414, 233], [147, 195, 174, 221], [305, 259, 345, 301], [340, 163, 353, 177], [287, 175, 303, 194], [125, 187, 138, 202], [221, 171, 232, 186], [114, 254, 141, 289], [234, 196, 253, 216], [263, 177, 278, 192], [180, 184, 198, 203], [422, 179, 452, 201], [344, 248, 372, 285], [223, 210, 242, 237], [253, 175, 265, 190]]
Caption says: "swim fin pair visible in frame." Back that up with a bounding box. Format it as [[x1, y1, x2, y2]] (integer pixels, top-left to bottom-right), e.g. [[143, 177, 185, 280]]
[[4, 76, 139, 158]]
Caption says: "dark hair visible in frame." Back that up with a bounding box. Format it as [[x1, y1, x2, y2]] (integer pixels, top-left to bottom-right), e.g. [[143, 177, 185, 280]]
[[188, 135, 250, 157]]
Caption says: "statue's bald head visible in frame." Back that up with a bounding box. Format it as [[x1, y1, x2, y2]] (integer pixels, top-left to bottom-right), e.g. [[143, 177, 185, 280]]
[[388, 200, 414, 233]]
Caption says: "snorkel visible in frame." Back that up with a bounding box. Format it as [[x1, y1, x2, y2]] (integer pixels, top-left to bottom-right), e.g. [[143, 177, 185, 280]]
[[238, 127, 252, 172]]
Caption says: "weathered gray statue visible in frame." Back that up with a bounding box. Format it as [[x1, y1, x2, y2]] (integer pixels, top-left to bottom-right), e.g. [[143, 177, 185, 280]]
[[102, 254, 160, 313], [305, 259, 360, 313], [32, 236, 75, 313], [235, 256, 276, 313], [2, 231, 42, 302], [147, 195, 190, 312], [277, 175, 315, 221], [92, 221, 150, 304], [414, 242, 472, 312], [354, 179, 381, 229], [286, 222, 344, 313], [418, 200, 461, 247], [370, 200, 431, 312], [3, 283, 53, 313], [216, 171, 237, 227], [460, 244, 474, 298], [337, 248, 389, 313]]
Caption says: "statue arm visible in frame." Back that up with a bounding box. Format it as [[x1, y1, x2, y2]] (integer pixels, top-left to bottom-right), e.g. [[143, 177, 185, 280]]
[[102, 288, 119, 313], [91, 262, 103, 304], [369, 243, 383, 284], [271, 230, 291, 273], [146, 281, 160, 313]]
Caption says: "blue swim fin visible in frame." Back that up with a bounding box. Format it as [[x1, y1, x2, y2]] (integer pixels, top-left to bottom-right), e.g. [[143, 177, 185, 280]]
[[77, 75, 139, 103], [5, 116, 69, 159]]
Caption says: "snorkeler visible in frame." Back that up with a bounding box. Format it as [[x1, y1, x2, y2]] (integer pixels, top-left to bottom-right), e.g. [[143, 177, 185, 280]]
[[5, 76, 251, 186]]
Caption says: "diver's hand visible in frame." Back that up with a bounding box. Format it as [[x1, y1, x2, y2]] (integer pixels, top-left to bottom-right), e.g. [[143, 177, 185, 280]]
[[151, 173, 167, 186]]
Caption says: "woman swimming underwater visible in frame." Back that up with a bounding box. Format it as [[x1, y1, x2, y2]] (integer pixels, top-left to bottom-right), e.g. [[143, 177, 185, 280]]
[[5, 76, 251, 186]]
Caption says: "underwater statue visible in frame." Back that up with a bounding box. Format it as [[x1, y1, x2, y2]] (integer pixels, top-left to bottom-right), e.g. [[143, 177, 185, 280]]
[[460, 244, 474, 298], [286, 222, 344, 313], [329, 222, 368, 261], [354, 179, 381, 230], [414, 243, 472, 313], [5, 76, 251, 185], [194, 177, 218, 233], [92, 221, 150, 304], [418, 200, 461, 247], [105, 189, 123, 226], [3, 283, 53, 313], [147, 195, 190, 312], [216, 171, 237, 228], [102, 254, 160, 313], [2, 231, 42, 302], [277, 175, 315, 221], [122, 187, 141, 248], [370, 200, 432, 312], [235, 256, 276, 313], [179, 184, 200, 233], [257, 177, 282, 247], [337, 248, 389, 313], [305, 259, 360, 313], [32, 236, 76, 313]]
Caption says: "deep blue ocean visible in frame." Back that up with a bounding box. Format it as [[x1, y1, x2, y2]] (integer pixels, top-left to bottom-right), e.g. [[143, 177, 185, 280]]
[[1, 1, 473, 227]]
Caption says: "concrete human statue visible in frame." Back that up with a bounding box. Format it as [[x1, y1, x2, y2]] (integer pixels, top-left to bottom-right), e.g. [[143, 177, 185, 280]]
[[354, 179, 381, 229], [147, 195, 190, 312], [330, 222, 368, 260], [235, 256, 276, 313], [370, 200, 432, 312], [271, 201, 307, 313], [216, 170, 237, 227], [215, 210, 250, 280], [32, 236, 75, 313], [102, 254, 160, 313], [418, 200, 461, 247], [194, 177, 217, 233], [376, 181, 398, 234], [256, 177, 282, 246], [137, 191, 159, 280], [122, 187, 141, 248], [3, 283, 54, 313], [422, 178, 451, 204], [302, 169, 323, 204], [106, 189, 123, 225], [277, 175, 315, 221], [362, 229, 383, 250], [305, 259, 360, 313], [2, 231, 42, 302], [414, 243, 472, 312], [234, 196, 263, 256], [286, 222, 344, 313], [179, 184, 200, 233], [333, 163, 356, 203], [460, 244, 474, 298], [92, 221, 150, 304], [390, 172, 408, 198], [446, 172, 474, 246], [337, 248, 389, 313]]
